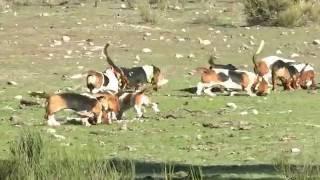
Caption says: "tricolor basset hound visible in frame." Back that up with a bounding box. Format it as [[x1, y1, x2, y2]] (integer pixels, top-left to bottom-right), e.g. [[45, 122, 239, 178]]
[[44, 92, 119, 126], [103, 43, 168, 91], [195, 67, 267, 96], [116, 88, 160, 120]]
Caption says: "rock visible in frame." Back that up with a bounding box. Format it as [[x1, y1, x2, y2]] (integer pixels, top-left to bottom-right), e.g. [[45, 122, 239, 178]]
[[159, 36, 164, 40], [291, 148, 301, 153], [62, 36, 71, 42], [175, 53, 184, 59], [174, 6, 181, 10], [9, 115, 19, 122], [290, 53, 300, 58], [142, 48, 152, 53], [198, 38, 211, 46], [40, 12, 49, 17], [252, 109, 259, 115], [240, 111, 248, 115], [313, 39, 320, 45], [181, 28, 186, 32], [144, 32, 151, 36], [249, 35, 255, 40], [120, 3, 127, 9], [53, 40, 62, 46], [187, 53, 195, 59], [7, 81, 17, 86], [135, 55, 140, 61], [276, 50, 282, 55], [14, 95, 23, 100], [226, 103, 237, 110]]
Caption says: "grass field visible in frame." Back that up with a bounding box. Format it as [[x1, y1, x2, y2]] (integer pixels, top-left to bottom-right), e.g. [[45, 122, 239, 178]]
[[1, 0, 320, 177]]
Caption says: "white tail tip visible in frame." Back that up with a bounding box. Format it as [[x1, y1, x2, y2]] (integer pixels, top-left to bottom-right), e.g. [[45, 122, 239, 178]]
[[256, 40, 265, 55]]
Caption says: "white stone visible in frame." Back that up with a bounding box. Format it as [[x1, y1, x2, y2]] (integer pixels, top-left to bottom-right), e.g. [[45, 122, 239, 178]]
[[181, 28, 186, 32], [252, 109, 259, 115], [240, 111, 248, 115], [135, 55, 140, 61], [276, 50, 282, 55], [291, 148, 301, 153], [187, 53, 195, 58], [120, 3, 127, 9], [313, 39, 320, 45], [142, 48, 152, 53], [290, 53, 300, 58], [53, 40, 62, 46], [226, 103, 237, 110], [14, 95, 22, 100], [198, 38, 211, 46], [7, 81, 18, 86], [175, 53, 184, 59], [62, 36, 71, 42], [144, 32, 151, 36]]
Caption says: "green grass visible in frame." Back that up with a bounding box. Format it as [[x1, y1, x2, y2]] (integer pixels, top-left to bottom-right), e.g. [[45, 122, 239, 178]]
[[1, 0, 320, 178]]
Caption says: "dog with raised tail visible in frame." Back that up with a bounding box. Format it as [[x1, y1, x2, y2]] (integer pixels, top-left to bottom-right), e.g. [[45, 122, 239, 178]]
[[116, 87, 160, 120], [44, 92, 118, 126], [103, 43, 168, 91]]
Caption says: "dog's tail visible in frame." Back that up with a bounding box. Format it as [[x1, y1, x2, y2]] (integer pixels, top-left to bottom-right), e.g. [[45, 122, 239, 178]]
[[103, 43, 129, 89], [252, 40, 265, 69], [208, 55, 215, 69]]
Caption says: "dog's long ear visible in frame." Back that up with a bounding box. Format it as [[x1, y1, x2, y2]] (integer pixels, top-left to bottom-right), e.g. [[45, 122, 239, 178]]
[[96, 95, 105, 101], [103, 43, 129, 89]]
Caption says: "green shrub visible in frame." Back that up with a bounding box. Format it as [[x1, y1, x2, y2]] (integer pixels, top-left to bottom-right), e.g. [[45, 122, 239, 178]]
[[243, 0, 320, 26], [137, 0, 159, 24]]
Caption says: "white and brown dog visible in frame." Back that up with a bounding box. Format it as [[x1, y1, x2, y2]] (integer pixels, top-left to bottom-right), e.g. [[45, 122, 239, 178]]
[[116, 88, 160, 120], [195, 67, 265, 96], [44, 92, 119, 126], [86, 68, 120, 94], [103, 43, 168, 91]]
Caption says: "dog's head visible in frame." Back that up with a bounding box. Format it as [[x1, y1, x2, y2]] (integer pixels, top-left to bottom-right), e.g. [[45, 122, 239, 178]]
[[151, 66, 168, 91], [95, 93, 120, 124], [87, 70, 108, 93], [254, 76, 270, 96]]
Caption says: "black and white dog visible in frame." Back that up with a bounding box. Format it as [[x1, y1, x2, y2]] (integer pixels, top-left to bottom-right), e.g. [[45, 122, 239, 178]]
[[103, 43, 168, 91]]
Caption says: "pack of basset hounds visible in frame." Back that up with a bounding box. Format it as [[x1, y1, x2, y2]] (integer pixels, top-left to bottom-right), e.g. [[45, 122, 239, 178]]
[[45, 40, 316, 127]]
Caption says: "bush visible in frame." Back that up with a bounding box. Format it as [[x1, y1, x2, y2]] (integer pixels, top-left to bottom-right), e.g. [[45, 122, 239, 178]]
[[243, 0, 320, 26], [137, 0, 159, 24]]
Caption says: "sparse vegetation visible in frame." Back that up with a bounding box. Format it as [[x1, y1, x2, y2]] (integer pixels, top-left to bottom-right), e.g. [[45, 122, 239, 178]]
[[243, 0, 320, 26], [275, 153, 320, 179], [137, 0, 159, 24]]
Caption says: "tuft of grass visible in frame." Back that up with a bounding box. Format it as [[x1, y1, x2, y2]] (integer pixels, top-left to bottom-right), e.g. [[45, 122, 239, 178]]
[[274, 153, 320, 179], [5, 129, 136, 179], [243, 0, 320, 27], [137, 0, 159, 24]]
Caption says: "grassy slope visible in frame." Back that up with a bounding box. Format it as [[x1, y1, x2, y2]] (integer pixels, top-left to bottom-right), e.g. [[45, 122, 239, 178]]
[[1, 1, 320, 166]]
